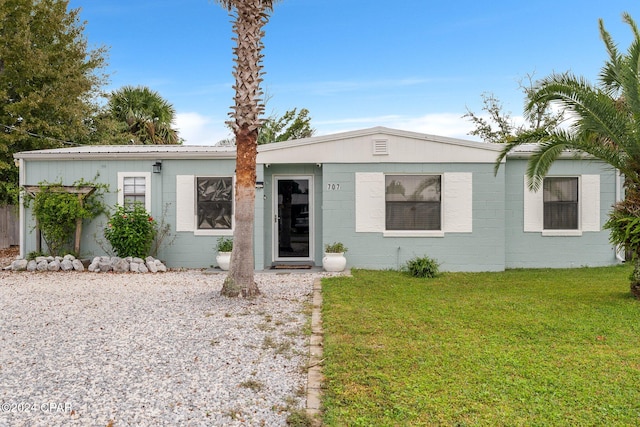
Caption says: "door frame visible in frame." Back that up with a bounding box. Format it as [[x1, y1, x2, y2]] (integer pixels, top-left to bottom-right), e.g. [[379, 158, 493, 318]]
[[272, 175, 314, 262]]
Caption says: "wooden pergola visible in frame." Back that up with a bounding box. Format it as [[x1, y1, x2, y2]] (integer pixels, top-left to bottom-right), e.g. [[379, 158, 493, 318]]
[[23, 185, 96, 255]]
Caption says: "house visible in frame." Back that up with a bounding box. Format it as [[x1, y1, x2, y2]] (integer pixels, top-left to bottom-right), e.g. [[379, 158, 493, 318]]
[[13, 127, 622, 271]]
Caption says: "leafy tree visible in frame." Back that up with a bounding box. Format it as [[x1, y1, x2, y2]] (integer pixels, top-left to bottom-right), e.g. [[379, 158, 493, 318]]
[[214, 0, 279, 297], [217, 107, 315, 146], [0, 0, 108, 204], [106, 85, 181, 145], [463, 74, 564, 143], [258, 108, 315, 144], [494, 12, 640, 297]]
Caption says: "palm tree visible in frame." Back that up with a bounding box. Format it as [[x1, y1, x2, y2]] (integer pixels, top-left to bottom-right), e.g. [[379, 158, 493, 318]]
[[215, 0, 278, 297], [495, 12, 640, 297], [107, 85, 180, 145]]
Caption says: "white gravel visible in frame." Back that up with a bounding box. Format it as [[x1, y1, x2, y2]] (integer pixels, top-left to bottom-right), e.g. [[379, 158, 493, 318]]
[[0, 270, 328, 426]]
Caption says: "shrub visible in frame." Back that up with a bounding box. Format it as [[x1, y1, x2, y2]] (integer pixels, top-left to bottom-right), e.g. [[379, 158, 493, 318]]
[[216, 237, 233, 252], [104, 203, 157, 258], [25, 178, 108, 256], [324, 242, 348, 253], [404, 255, 440, 278]]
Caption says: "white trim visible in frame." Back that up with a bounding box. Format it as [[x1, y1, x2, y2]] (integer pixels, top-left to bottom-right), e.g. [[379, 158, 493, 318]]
[[581, 174, 600, 232], [176, 175, 195, 232], [117, 172, 151, 212], [18, 159, 25, 259], [272, 175, 315, 262], [355, 172, 385, 232], [443, 172, 473, 233], [194, 229, 233, 237], [542, 230, 583, 237], [523, 174, 600, 235], [523, 177, 544, 232], [383, 230, 445, 238]]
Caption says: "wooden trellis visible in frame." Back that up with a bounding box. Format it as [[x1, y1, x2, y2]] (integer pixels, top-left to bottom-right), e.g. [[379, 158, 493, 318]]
[[23, 185, 96, 255]]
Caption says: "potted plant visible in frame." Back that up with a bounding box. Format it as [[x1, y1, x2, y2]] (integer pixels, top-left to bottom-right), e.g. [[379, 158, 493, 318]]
[[323, 242, 348, 272], [215, 237, 233, 271]]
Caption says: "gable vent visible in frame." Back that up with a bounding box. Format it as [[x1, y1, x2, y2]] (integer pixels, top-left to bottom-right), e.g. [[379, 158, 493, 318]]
[[372, 139, 389, 155]]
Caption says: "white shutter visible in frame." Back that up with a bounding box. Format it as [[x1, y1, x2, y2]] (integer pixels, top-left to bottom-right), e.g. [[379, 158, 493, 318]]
[[581, 174, 600, 232], [443, 172, 473, 233], [355, 172, 385, 232], [176, 175, 195, 232], [523, 177, 543, 232]]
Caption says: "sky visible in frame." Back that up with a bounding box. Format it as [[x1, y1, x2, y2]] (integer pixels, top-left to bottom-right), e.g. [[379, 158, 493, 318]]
[[68, 0, 640, 146]]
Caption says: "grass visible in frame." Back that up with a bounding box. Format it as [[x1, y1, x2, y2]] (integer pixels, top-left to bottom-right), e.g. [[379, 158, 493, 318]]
[[321, 266, 640, 426]]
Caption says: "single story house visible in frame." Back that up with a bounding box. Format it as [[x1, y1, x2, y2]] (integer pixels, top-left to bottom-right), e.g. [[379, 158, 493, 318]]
[[13, 126, 623, 271]]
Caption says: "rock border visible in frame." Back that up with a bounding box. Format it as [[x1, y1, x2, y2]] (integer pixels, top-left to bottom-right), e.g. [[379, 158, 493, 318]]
[[8, 255, 167, 273]]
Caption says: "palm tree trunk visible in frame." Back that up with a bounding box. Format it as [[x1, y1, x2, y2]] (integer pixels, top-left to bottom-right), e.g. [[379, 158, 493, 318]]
[[221, 127, 260, 297]]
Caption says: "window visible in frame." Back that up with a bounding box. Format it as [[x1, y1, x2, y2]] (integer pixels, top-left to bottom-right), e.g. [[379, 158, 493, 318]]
[[355, 172, 472, 235], [543, 177, 578, 230], [117, 172, 151, 212], [385, 175, 441, 230], [196, 177, 233, 230], [523, 174, 600, 235], [123, 176, 146, 208]]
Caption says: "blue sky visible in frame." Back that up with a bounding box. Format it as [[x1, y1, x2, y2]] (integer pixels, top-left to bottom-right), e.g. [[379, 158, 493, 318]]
[[69, 0, 640, 145]]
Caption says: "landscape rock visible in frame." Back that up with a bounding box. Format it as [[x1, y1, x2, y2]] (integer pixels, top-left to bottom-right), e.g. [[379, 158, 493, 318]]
[[60, 259, 74, 271], [145, 261, 158, 273], [72, 259, 84, 272], [11, 259, 28, 271], [10, 255, 167, 273]]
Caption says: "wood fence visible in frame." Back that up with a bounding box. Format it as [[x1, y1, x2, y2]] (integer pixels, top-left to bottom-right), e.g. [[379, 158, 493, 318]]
[[0, 205, 19, 249]]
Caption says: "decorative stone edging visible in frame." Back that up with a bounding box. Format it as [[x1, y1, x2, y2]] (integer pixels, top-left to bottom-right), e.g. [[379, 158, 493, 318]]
[[306, 278, 324, 426], [8, 255, 167, 273]]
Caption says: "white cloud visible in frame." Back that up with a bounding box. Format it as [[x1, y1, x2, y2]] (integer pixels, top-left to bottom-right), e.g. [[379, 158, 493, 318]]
[[175, 112, 231, 146], [315, 113, 482, 141]]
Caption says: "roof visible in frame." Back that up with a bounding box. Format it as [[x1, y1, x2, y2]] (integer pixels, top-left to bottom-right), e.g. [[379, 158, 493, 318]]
[[13, 144, 236, 160], [17, 127, 579, 164], [257, 126, 503, 164]]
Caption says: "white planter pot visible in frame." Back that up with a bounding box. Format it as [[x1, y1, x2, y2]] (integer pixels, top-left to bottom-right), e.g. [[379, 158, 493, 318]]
[[216, 252, 231, 271], [322, 252, 347, 272]]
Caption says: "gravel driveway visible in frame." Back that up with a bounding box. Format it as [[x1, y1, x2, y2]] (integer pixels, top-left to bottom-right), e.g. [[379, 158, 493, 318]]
[[0, 269, 324, 426]]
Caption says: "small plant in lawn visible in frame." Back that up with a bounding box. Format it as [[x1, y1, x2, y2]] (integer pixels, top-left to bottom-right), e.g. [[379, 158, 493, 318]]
[[324, 242, 348, 253], [404, 255, 440, 278], [104, 203, 157, 258], [216, 237, 233, 252]]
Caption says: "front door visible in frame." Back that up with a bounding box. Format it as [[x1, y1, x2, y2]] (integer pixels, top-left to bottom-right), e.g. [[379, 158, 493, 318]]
[[274, 176, 313, 261]]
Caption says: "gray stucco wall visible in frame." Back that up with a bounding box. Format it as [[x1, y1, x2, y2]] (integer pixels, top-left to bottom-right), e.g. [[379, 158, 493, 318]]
[[503, 158, 619, 268], [22, 157, 247, 269], [320, 163, 506, 272]]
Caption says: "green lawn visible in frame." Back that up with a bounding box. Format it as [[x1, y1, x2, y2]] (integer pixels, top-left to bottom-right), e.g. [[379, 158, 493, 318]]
[[321, 266, 640, 426]]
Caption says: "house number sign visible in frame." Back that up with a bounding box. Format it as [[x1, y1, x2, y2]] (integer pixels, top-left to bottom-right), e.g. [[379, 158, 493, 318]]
[[326, 183, 341, 190]]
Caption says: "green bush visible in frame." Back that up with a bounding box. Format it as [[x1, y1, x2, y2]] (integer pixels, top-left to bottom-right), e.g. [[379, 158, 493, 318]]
[[25, 179, 108, 256], [404, 255, 440, 278], [216, 237, 233, 252], [324, 242, 348, 253], [104, 203, 157, 258]]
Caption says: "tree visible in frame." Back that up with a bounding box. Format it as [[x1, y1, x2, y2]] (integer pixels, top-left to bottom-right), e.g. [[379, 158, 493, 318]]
[[494, 12, 640, 297], [217, 107, 315, 146], [258, 107, 315, 144], [463, 74, 564, 144], [0, 0, 108, 204], [215, 0, 279, 297], [106, 85, 181, 145]]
